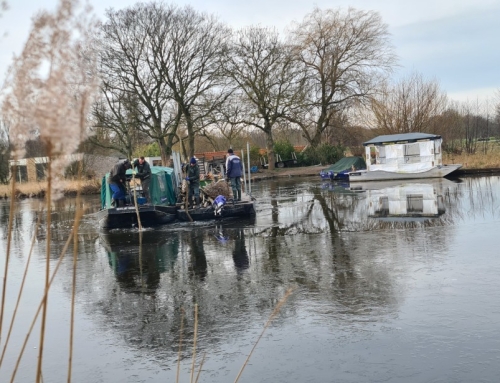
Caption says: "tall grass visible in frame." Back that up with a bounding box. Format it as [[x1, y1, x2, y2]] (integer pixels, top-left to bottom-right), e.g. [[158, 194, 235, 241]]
[[443, 144, 500, 168], [0, 0, 98, 381]]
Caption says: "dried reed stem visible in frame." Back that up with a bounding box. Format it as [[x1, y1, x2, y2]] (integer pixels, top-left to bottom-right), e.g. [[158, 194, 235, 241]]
[[176, 308, 185, 383], [9, 219, 80, 383], [190, 304, 198, 383], [37, 150, 53, 383], [0, 167, 17, 345], [67, 153, 86, 382], [0, 208, 41, 368], [233, 287, 294, 383], [194, 352, 206, 383]]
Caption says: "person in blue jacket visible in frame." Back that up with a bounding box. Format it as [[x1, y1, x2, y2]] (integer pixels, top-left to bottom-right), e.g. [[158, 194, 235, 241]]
[[225, 148, 243, 201], [108, 159, 132, 207]]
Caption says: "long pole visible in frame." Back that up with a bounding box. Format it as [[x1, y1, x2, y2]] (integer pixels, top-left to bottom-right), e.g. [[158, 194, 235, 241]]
[[241, 149, 247, 195], [246, 142, 251, 196]]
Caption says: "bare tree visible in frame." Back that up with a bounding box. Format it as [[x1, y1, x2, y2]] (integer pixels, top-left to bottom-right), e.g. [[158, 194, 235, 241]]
[[98, 3, 180, 165], [289, 7, 397, 147], [200, 95, 249, 151], [369, 72, 447, 134], [156, 5, 231, 157], [90, 90, 146, 159], [224, 26, 304, 170]]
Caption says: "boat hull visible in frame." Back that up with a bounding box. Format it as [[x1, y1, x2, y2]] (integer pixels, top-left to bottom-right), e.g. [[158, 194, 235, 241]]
[[177, 201, 256, 222], [97, 205, 178, 229], [348, 164, 462, 182]]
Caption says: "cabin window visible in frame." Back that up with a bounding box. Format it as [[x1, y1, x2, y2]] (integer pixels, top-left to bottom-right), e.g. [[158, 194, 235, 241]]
[[434, 140, 441, 154], [370, 147, 377, 165], [152, 159, 162, 166], [404, 143, 420, 164], [377, 146, 386, 164], [375, 196, 389, 216], [407, 194, 423, 213]]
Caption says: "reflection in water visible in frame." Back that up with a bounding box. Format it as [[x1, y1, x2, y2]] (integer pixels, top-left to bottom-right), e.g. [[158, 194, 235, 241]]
[[100, 230, 179, 292], [1, 176, 500, 382]]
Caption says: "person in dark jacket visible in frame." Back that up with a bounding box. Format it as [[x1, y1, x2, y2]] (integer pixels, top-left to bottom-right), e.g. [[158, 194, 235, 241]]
[[185, 157, 200, 208], [225, 148, 243, 201], [108, 159, 131, 207], [133, 156, 152, 203]]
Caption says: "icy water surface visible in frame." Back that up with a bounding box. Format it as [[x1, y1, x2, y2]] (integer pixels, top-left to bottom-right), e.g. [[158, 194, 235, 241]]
[[1, 176, 500, 382]]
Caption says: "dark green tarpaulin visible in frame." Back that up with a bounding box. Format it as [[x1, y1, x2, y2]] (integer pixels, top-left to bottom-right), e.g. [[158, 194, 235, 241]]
[[324, 156, 366, 173], [101, 166, 177, 208]]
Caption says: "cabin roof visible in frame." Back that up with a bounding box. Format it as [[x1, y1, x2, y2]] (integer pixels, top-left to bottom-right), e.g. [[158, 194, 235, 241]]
[[363, 133, 441, 146]]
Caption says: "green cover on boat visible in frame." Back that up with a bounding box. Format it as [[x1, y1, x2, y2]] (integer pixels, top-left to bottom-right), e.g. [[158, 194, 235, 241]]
[[324, 156, 366, 173], [101, 166, 178, 208]]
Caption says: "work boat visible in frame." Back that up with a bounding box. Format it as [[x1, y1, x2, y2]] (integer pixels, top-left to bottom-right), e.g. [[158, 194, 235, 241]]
[[97, 166, 178, 229], [348, 133, 462, 182]]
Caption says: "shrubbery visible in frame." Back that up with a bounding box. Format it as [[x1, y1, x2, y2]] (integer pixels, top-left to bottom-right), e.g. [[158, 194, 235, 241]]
[[297, 143, 345, 166]]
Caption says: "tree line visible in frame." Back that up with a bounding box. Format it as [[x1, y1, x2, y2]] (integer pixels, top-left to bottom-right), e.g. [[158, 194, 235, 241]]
[[1, 1, 500, 182]]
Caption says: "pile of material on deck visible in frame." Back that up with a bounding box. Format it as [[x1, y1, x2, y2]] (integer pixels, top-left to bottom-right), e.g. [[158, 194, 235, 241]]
[[202, 179, 232, 199]]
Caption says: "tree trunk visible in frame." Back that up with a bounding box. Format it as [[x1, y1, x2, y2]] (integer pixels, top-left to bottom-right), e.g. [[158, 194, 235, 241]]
[[159, 138, 171, 166], [266, 130, 275, 171]]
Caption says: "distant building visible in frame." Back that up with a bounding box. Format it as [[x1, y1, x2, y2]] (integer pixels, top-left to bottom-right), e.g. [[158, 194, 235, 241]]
[[8, 154, 119, 183]]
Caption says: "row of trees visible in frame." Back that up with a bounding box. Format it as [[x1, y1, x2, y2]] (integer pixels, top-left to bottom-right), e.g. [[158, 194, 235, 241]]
[[1, 1, 500, 183], [90, 3, 396, 169]]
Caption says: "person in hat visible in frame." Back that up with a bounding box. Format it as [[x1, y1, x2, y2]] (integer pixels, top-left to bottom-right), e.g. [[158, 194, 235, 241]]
[[225, 148, 243, 201], [133, 156, 152, 203], [108, 158, 132, 207], [185, 157, 200, 208]]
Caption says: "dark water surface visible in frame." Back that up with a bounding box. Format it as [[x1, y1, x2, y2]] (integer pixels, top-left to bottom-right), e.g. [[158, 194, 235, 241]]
[[1, 176, 500, 382]]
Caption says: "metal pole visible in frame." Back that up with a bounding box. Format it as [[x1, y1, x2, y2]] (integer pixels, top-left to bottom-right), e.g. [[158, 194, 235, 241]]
[[241, 149, 247, 195], [247, 142, 251, 195]]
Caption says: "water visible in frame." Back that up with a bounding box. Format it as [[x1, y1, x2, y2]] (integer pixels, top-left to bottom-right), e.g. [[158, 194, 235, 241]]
[[1, 176, 500, 382]]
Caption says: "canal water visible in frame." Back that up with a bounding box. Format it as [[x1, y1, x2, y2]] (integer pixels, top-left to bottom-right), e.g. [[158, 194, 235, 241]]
[[1, 176, 500, 382]]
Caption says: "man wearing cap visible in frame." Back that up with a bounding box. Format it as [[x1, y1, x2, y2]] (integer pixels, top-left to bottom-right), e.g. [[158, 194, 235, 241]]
[[185, 157, 200, 208], [226, 148, 243, 201], [133, 156, 152, 203], [108, 158, 132, 207]]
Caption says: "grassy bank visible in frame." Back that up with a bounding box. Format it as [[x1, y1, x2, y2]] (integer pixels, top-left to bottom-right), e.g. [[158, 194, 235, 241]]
[[2, 151, 500, 200], [0, 179, 101, 199]]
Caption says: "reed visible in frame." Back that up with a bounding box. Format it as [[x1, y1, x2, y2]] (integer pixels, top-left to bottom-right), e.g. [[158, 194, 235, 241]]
[[443, 146, 500, 169], [0, 179, 101, 198]]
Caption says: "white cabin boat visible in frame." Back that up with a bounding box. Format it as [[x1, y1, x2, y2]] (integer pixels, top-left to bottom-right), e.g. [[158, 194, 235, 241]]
[[349, 133, 462, 182]]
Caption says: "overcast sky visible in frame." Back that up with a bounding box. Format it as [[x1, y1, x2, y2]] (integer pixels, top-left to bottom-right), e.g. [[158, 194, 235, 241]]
[[1, 0, 499, 106]]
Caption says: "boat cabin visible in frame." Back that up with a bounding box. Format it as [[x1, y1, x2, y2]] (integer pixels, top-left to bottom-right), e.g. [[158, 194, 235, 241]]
[[363, 133, 443, 174]]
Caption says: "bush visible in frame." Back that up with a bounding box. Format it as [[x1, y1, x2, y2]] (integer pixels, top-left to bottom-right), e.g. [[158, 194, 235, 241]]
[[133, 142, 160, 158], [273, 140, 295, 160], [297, 143, 345, 166]]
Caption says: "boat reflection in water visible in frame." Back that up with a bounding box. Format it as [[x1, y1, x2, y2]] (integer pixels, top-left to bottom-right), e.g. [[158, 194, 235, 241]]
[[100, 230, 179, 292], [350, 179, 448, 222], [317, 178, 459, 231]]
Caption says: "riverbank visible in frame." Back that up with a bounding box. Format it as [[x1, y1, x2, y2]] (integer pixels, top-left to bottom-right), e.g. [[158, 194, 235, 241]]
[[0, 179, 101, 199], [2, 163, 500, 199]]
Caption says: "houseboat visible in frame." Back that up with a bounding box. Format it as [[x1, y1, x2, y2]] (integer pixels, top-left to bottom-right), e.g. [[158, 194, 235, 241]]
[[348, 133, 462, 182]]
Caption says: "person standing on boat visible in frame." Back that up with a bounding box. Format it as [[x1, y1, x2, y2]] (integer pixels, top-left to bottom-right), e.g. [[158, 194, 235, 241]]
[[226, 148, 243, 201], [185, 157, 200, 208], [108, 159, 132, 207], [133, 156, 152, 203]]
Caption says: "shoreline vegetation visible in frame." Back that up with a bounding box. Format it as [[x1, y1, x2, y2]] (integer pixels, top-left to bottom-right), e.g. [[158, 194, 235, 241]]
[[2, 155, 500, 199]]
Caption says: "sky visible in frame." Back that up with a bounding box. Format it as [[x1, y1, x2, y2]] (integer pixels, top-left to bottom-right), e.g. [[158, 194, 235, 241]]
[[1, 0, 499, 108]]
